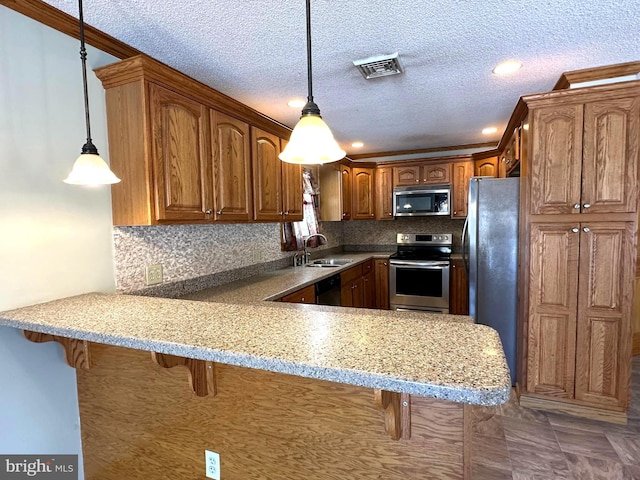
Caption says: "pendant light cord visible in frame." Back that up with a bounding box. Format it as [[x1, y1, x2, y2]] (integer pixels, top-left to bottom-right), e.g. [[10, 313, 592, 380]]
[[78, 0, 98, 154], [305, 0, 313, 104]]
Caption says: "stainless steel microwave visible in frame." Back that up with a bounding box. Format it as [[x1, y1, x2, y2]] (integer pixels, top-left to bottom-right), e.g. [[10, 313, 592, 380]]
[[392, 185, 450, 216]]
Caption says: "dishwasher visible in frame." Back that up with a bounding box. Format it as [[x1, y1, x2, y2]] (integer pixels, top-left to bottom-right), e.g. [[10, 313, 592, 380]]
[[315, 273, 341, 306]]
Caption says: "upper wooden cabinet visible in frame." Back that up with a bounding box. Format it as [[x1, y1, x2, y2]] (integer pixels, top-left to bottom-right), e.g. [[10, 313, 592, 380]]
[[341, 165, 352, 220], [528, 94, 640, 215], [375, 167, 394, 220], [252, 128, 283, 222], [95, 54, 294, 226], [280, 139, 304, 222], [451, 160, 474, 218], [474, 156, 499, 177], [393, 163, 451, 186], [352, 167, 375, 220], [210, 110, 252, 222], [318, 163, 351, 221], [150, 85, 212, 223]]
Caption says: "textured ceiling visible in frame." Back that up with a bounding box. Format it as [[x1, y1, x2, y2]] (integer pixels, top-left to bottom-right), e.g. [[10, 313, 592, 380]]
[[43, 0, 640, 159]]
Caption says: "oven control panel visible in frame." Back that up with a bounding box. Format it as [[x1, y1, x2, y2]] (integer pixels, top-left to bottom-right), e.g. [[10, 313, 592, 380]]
[[396, 233, 452, 245]]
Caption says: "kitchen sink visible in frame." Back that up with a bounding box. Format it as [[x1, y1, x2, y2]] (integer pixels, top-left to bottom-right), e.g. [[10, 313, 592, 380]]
[[306, 258, 353, 267]]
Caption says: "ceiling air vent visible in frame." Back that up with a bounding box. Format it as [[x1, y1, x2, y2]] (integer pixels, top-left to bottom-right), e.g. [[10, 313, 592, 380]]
[[353, 53, 403, 79]]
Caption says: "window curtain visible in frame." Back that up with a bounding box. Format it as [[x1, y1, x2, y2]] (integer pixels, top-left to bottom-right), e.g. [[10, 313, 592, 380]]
[[282, 167, 323, 251]]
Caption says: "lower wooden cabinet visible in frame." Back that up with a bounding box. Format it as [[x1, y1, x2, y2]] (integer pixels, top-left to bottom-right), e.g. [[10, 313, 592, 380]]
[[449, 259, 469, 315], [523, 221, 634, 413], [374, 259, 390, 310], [341, 260, 375, 308], [280, 285, 316, 304]]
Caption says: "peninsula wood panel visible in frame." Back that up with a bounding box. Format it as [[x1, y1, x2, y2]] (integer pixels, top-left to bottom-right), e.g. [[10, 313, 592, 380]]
[[210, 110, 252, 221], [574, 222, 634, 408], [77, 344, 470, 480], [352, 167, 375, 220], [251, 127, 282, 221], [581, 97, 639, 214], [526, 223, 579, 398], [529, 104, 583, 215], [375, 167, 394, 220], [150, 84, 212, 222]]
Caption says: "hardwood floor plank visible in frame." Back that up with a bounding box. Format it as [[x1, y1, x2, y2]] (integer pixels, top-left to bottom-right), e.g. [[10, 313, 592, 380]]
[[606, 433, 640, 465], [502, 415, 559, 450], [553, 426, 622, 461], [471, 462, 513, 480], [472, 434, 512, 472], [505, 438, 572, 478], [564, 452, 633, 480]]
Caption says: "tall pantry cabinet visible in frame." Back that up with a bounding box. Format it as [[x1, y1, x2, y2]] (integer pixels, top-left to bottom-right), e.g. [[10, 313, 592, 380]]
[[518, 82, 640, 423]]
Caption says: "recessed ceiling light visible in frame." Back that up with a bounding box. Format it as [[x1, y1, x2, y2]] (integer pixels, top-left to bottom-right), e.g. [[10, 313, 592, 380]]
[[492, 61, 523, 75], [287, 98, 306, 108], [351, 141, 364, 148], [482, 127, 498, 135]]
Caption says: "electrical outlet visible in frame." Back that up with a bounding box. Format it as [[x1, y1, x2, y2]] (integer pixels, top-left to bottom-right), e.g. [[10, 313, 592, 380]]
[[252, 250, 262, 263], [205, 450, 220, 480], [145, 264, 163, 286]]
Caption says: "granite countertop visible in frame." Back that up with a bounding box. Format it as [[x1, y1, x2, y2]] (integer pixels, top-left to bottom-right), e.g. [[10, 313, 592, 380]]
[[0, 252, 511, 406]]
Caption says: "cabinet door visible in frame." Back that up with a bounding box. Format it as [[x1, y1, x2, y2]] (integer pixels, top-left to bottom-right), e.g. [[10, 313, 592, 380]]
[[149, 84, 212, 222], [363, 270, 375, 309], [474, 157, 498, 177], [526, 223, 579, 398], [210, 110, 252, 221], [251, 127, 283, 221], [530, 104, 583, 215], [449, 259, 468, 315], [581, 97, 640, 214], [341, 165, 352, 220], [574, 222, 634, 408], [352, 168, 375, 220], [374, 259, 390, 310], [280, 139, 304, 222], [340, 281, 354, 307], [422, 163, 451, 185], [280, 284, 316, 304], [393, 166, 421, 186], [352, 276, 365, 308], [451, 161, 474, 218], [375, 167, 394, 220]]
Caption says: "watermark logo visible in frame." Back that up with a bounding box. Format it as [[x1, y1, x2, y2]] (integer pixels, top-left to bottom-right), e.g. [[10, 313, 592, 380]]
[[0, 455, 77, 479]]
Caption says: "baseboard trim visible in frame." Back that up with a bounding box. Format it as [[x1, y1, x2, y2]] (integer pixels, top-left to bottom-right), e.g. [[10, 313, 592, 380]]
[[633, 332, 640, 356], [519, 394, 627, 425]]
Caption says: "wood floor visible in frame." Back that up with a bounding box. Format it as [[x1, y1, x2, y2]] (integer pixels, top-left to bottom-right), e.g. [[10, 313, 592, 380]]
[[471, 356, 640, 479]]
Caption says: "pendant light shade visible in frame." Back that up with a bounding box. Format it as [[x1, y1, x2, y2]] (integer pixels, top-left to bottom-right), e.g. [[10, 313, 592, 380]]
[[64, 0, 120, 186], [279, 0, 345, 165]]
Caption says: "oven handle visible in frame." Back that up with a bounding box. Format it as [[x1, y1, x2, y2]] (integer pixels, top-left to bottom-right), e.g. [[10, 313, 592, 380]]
[[389, 260, 450, 268]]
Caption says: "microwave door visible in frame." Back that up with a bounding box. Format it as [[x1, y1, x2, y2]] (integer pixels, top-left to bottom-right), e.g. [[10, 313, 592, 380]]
[[393, 189, 450, 216]]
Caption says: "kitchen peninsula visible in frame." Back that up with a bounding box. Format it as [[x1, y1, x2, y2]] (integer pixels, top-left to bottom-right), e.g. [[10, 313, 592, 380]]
[[0, 254, 510, 480]]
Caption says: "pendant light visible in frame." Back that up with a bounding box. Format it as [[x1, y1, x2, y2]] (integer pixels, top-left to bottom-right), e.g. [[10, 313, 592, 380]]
[[64, 0, 120, 185], [279, 0, 345, 165]]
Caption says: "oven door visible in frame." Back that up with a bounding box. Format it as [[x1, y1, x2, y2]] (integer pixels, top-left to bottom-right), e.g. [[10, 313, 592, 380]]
[[389, 260, 450, 310]]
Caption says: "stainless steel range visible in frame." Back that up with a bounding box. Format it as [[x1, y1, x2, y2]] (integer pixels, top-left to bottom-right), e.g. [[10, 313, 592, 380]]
[[389, 233, 452, 313]]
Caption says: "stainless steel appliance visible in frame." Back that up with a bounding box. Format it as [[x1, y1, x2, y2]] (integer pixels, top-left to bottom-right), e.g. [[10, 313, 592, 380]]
[[392, 185, 450, 217], [463, 177, 519, 385], [389, 233, 452, 313]]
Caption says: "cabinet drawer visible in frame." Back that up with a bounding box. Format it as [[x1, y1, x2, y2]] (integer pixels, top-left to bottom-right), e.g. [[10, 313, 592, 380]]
[[280, 284, 316, 304], [361, 260, 373, 276], [341, 264, 363, 284]]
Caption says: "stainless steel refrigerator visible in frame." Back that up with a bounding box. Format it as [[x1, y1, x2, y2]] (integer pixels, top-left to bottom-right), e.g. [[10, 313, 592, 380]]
[[463, 177, 519, 385]]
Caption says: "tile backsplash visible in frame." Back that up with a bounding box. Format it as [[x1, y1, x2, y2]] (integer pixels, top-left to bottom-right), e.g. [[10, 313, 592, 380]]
[[113, 221, 343, 293]]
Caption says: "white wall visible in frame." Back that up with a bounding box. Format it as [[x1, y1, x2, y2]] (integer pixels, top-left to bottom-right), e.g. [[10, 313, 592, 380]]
[[0, 6, 118, 476]]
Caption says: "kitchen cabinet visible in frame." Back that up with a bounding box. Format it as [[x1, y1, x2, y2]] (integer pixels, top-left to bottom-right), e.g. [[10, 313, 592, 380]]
[[280, 139, 304, 222], [150, 84, 213, 223], [352, 167, 375, 220], [375, 167, 394, 220], [341, 165, 352, 220], [449, 259, 468, 315], [280, 284, 316, 304], [393, 163, 451, 186], [340, 260, 374, 308], [210, 110, 252, 221], [525, 222, 634, 409], [251, 127, 283, 222], [451, 160, 474, 218], [318, 163, 352, 221], [95, 54, 295, 226], [474, 156, 499, 177], [529, 96, 639, 215], [374, 259, 390, 310]]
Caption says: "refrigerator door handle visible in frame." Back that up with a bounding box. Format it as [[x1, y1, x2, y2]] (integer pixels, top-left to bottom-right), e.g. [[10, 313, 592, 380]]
[[461, 216, 469, 275]]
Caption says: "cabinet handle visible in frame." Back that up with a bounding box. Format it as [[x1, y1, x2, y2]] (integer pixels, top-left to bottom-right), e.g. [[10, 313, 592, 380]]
[[571, 227, 579, 233], [342, 212, 346, 217], [343, 170, 348, 175], [583, 203, 591, 209], [284, 211, 289, 215], [205, 209, 213, 215], [453, 211, 457, 215], [216, 210, 222, 215], [583, 227, 590, 233], [301, 297, 305, 302], [415, 179, 419, 183], [370, 213, 374, 217], [388, 212, 393, 216], [573, 204, 580, 209], [279, 211, 283, 215], [383, 262, 388, 266]]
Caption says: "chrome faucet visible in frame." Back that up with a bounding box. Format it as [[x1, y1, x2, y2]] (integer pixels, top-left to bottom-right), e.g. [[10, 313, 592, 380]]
[[303, 233, 328, 264]]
